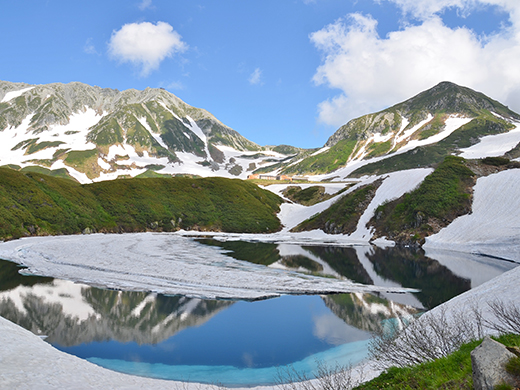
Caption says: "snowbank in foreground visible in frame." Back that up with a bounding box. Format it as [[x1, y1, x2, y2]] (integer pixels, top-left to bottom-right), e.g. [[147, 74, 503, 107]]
[[0, 233, 414, 301], [0, 315, 228, 390], [424, 169, 520, 262]]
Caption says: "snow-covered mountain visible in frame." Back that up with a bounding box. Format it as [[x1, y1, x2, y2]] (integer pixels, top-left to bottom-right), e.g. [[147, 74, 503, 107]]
[[268, 81, 520, 178], [0, 80, 296, 183], [4, 80, 518, 184]]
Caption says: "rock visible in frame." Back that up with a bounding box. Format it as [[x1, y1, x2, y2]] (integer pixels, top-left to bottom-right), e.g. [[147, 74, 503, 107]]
[[26, 225, 36, 235], [82, 227, 93, 235], [471, 336, 517, 390]]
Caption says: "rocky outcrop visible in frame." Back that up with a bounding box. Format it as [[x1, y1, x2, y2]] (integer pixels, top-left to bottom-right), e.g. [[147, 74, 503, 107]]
[[471, 336, 519, 390]]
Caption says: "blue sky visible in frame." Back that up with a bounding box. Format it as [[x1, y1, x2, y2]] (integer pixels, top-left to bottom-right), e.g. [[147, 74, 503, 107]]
[[1, 0, 520, 148]]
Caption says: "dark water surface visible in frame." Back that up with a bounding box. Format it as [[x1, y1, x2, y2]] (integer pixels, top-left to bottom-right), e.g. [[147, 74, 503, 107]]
[[0, 239, 515, 386]]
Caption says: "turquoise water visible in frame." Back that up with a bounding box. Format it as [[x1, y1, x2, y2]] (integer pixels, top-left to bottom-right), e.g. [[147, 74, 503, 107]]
[[88, 340, 370, 387]]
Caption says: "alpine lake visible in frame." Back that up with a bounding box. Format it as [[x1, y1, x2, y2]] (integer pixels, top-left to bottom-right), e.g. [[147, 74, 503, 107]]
[[0, 237, 516, 387]]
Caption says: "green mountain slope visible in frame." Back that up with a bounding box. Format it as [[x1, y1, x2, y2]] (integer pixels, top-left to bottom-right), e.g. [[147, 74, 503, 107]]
[[369, 156, 476, 245], [0, 168, 282, 240]]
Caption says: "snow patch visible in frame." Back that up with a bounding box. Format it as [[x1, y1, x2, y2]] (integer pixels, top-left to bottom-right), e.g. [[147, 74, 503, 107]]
[[50, 160, 92, 184], [1, 87, 34, 103], [424, 169, 520, 262], [395, 114, 433, 144], [458, 122, 520, 159], [348, 168, 433, 241], [398, 115, 472, 154], [392, 117, 410, 148], [310, 147, 330, 157], [277, 177, 379, 232], [97, 158, 111, 170]]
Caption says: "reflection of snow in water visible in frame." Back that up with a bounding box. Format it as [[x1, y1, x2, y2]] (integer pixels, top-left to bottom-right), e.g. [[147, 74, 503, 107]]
[[0, 233, 414, 301], [354, 246, 425, 308], [0, 279, 96, 321]]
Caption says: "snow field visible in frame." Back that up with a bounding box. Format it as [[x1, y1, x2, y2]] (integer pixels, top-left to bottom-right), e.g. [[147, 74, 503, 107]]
[[458, 122, 520, 159], [424, 169, 520, 262], [0, 86, 34, 103]]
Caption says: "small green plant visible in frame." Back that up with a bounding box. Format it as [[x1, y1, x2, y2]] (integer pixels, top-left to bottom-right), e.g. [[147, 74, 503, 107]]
[[494, 383, 513, 390], [505, 356, 520, 377]]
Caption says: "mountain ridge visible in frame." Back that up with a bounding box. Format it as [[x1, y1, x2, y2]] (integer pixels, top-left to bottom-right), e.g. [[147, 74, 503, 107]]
[[277, 81, 520, 177], [2, 79, 520, 183], [0, 80, 297, 183]]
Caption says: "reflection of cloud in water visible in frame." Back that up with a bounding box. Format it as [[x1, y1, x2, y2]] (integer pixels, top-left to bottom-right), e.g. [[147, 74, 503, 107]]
[[242, 352, 255, 368], [312, 313, 368, 346]]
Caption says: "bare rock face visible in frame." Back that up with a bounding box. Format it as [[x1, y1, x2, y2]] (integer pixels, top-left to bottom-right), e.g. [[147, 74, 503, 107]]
[[471, 336, 517, 390]]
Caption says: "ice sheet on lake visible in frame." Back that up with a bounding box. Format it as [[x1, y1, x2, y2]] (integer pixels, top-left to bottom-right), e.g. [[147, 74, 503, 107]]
[[0, 233, 415, 300]]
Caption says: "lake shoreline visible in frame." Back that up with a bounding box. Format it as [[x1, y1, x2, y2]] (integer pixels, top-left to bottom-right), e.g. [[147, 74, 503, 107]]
[[0, 233, 518, 389]]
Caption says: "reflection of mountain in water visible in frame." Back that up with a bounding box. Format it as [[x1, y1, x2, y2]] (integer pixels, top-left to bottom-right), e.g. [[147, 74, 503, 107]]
[[366, 247, 471, 309], [322, 293, 418, 333], [303, 246, 374, 284], [0, 260, 231, 347], [194, 240, 477, 309], [0, 259, 53, 291], [195, 239, 281, 265]]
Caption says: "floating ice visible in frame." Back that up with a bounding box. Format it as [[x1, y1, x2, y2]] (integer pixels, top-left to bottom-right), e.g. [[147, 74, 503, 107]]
[[0, 233, 416, 301]]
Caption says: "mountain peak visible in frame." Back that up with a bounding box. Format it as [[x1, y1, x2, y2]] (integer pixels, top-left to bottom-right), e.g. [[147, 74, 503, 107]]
[[397, 81, 518, 119], [283, 82, 520, 176]]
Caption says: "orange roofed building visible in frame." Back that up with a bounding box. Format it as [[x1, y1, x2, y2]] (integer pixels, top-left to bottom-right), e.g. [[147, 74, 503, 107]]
[[247, 174, 296, 181]]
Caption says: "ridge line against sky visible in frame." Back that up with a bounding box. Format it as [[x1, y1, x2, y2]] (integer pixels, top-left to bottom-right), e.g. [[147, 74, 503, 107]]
[[1, 0, 520, 149]]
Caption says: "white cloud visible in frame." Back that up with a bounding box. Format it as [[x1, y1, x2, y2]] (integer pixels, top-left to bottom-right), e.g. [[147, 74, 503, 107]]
[[108, 21, 188, 76], [83, 38, 98, 55], [160, 80, 185, 90], [249, 68, 263, 85], [380, 0, 519, 20], [138, 0, 153, 11], [311, 1, 520, 127]]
